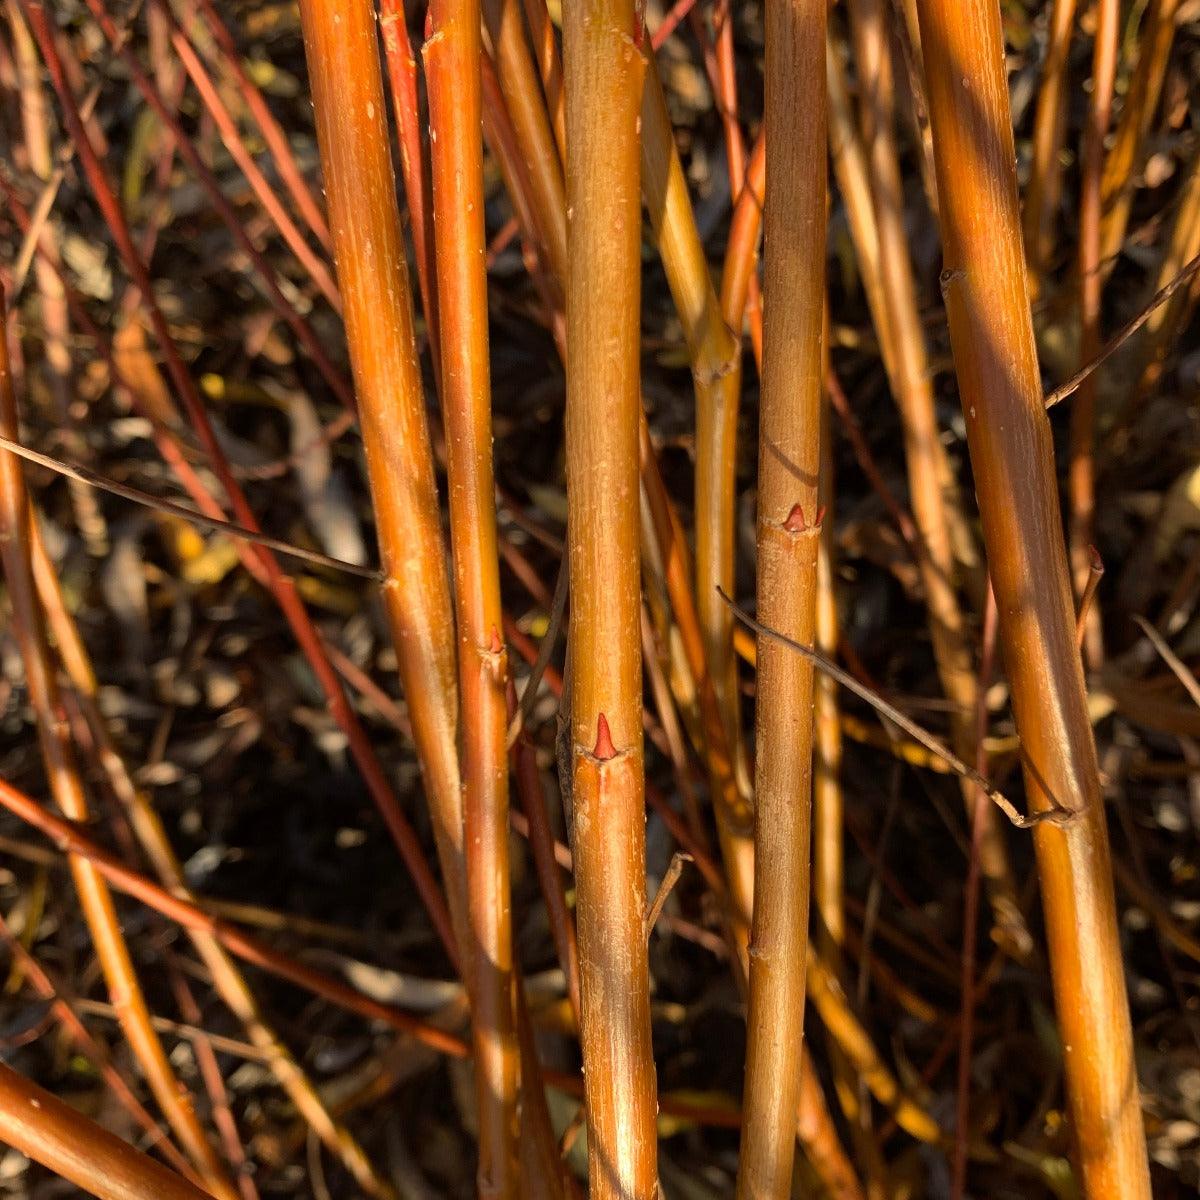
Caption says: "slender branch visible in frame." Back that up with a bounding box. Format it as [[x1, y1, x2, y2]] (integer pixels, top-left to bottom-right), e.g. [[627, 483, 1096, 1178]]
[[1044, 249, 1200, 410], [0, 431, 379, 578]]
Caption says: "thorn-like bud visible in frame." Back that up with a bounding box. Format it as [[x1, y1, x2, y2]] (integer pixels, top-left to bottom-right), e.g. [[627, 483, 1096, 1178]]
[[783, 503, 806, 533], [489, 625, 503, 655], [593, 713, 616, 761], [1088, 545, 1104, 574]]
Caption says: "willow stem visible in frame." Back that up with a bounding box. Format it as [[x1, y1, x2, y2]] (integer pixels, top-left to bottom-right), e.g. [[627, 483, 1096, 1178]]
[[912, 0, 1152, 1193], [296, 0, 464, 965], [563, 0, 658, 1193], [0, 1062, 213, 1200], [424, 0, 519, 1186], [735, 0, 826, 1194]]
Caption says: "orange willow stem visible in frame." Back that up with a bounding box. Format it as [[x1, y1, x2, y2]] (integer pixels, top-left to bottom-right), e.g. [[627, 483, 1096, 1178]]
[[1023, 0, 1077, 292], [295, 0, 464, 960], [736, 0, 826, 1195], [642, 48, 860, 1197], [813, 402, 842, 955], [564, 0, 657, 1194], [1070, 0, 1119, 668], [484, 0, 568, 282], [720, 130, 765, 342], [695, 1, 761, 357], [424, 0, 518, 1188], [0, 1062, 212, 1200], [521, 0, 566, 159], [0, 299, 238, 1200], [912, 1, 1152, 1195]]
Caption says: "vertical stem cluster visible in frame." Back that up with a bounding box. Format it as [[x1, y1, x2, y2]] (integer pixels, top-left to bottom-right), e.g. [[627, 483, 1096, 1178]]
[[911, 1, 1152, 1195], [736, 0, 826, 1197], [22, 0, 455, 956], [563, 0, 658, 1195], [295, 0, 463, 954], [424, 0, 519, 1188]]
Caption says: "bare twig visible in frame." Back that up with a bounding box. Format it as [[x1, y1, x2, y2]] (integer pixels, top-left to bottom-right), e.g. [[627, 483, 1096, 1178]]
[[1044, 250, 1200, 410], [0, 432, 380, 579], [645, 852, 692, 942], [718, 590, 1072, 829]]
